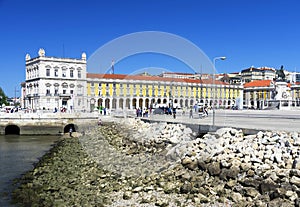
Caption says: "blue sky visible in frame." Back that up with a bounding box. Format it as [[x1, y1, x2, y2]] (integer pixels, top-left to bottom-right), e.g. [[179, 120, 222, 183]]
[[1, 0, 300, 97]]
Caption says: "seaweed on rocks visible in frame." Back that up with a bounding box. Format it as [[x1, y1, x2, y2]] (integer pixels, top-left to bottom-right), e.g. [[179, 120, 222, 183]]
[[11, 138, 117, 207]]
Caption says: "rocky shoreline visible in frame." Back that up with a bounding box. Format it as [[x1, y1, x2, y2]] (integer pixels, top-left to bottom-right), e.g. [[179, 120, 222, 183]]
[[12, 118, 300, 206]]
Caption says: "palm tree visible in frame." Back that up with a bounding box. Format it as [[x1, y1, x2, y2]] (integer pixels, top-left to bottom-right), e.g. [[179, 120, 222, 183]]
[[0, 87, 8, 106]]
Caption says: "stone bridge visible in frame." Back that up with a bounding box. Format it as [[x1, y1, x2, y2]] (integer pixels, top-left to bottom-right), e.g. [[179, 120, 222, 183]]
[[0, 112, 99, 135]]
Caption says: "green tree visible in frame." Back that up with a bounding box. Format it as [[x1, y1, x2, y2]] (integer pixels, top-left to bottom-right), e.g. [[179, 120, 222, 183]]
[[0, 87, 8, 106]]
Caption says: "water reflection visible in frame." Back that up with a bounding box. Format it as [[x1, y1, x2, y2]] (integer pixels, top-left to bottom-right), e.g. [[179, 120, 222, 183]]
[[0, 135, 60, 206]]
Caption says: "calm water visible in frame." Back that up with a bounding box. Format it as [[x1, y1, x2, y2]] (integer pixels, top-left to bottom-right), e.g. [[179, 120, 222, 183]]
[[0, 135, 60, 206]]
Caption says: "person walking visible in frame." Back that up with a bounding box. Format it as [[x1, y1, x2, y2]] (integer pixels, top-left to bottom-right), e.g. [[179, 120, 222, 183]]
[[189, 108, 193, 118], [69, 127, 73, 137], [172, 107, 176, 119]]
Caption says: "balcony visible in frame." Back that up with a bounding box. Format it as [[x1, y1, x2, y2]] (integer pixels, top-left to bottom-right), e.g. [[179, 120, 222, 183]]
[[26, 93, 39, 98], [59, 93, 71, 98]]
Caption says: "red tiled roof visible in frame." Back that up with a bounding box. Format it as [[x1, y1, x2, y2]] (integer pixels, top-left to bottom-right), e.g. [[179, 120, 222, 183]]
[[86, 73, 229, 85], [162, 72, 194, 75], [243, 80, 272, 88]]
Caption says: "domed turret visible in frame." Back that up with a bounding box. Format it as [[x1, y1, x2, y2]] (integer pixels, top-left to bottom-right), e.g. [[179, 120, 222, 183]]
[[38, 48, 45, 57], [81, 52, 86, 60], [25, 53, 31, 61]]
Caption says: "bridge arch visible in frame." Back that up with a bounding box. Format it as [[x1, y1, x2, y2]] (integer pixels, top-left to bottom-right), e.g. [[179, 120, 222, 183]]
[[63, 124, 78, 134], [5, 125, 20, 135]]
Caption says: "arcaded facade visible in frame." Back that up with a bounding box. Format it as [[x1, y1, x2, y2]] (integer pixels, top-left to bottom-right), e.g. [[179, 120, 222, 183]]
[[86, 73, 243, 112]]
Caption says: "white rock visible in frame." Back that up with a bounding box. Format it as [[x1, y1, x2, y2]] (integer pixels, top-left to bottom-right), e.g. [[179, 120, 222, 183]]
[[290, 176, 300, 187], [286, 190, 298, 201]]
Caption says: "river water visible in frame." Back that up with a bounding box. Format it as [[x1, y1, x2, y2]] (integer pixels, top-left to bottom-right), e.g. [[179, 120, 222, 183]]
[[0, 135, 60, 206]]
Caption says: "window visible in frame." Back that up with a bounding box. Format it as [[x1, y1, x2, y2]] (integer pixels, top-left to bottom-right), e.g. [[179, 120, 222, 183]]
[[78, 70, 81, 78], [77, 86, 83, 95], [70, 70, 74, 78], [46, 69, 50, 76], [46, 89, 50, 96], [70, 90, 74, 95], [62, 69, 66, 77], [54, 69, 58, 77], [63, 90, 66, 94], [54, 89, 59, 96]]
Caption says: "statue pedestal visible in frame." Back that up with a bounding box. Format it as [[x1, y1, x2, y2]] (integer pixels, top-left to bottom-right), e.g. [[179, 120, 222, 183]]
[[266, 82, 292, 110], [274, 82, 292, 110]]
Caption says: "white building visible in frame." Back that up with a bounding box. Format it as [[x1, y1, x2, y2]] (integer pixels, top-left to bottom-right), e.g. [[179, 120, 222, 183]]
[[286, 71, 300, 83], [23, 48, 87, 112], [241, 67, 276, 83]]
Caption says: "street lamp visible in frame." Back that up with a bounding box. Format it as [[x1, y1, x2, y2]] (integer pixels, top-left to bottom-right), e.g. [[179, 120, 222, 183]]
[[212, 56, 226, 129]]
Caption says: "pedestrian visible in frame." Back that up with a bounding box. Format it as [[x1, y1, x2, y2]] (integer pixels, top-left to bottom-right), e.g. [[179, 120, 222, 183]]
[[189, 108, 193, 118], [98, 118, 102, 126], [172, 107, 176, 119], [204, 106, 208, 116], [69, 127, 73, 137]]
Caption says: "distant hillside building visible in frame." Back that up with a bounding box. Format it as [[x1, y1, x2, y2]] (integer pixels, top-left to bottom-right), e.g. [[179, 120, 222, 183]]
[[219, 72, 242, 85], [241, 67, 276, 83], [159, 72, 196, 79], [286, 72, 300, 83]]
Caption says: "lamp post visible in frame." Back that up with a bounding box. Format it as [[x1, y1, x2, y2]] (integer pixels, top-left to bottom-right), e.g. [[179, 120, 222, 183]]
[[212, 56, 226, 129]]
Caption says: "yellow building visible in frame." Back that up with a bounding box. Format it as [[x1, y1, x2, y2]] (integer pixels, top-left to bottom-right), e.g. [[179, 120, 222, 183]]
[[86, 73, 243, 111], [243, 80, 300, 109]]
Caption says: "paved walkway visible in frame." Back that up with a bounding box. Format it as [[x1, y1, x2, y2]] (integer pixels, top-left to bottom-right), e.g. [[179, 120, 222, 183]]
[[145, 109, 300, 133]]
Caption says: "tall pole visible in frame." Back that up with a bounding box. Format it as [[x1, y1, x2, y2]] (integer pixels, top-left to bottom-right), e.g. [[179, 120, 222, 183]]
[[14, 86, 19, 106], [212, 57, 226, 129]]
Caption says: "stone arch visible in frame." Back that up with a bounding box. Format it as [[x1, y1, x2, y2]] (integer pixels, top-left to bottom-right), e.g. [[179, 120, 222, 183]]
[[105, 99, 110, 109], [145, 98, 150, 108], [132, 98, 137, 109], [112, 98, 117, 109], [180, 99, 184, 108], [163, 99, 168, 104], [119, 98, 124, 109], [98, 98, 103, 107], [185, 99, 189, 107], [126, 98, 130, 109], [64, 123, 77, 134], [150, 98, 156, 108], [138, 98, 143, 108], [90, 98, 96, 111], [5, 125, 20, 135]]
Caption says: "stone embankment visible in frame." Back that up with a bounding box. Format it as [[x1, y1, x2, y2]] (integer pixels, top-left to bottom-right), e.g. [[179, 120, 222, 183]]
[[12, 118, 300, 206]]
